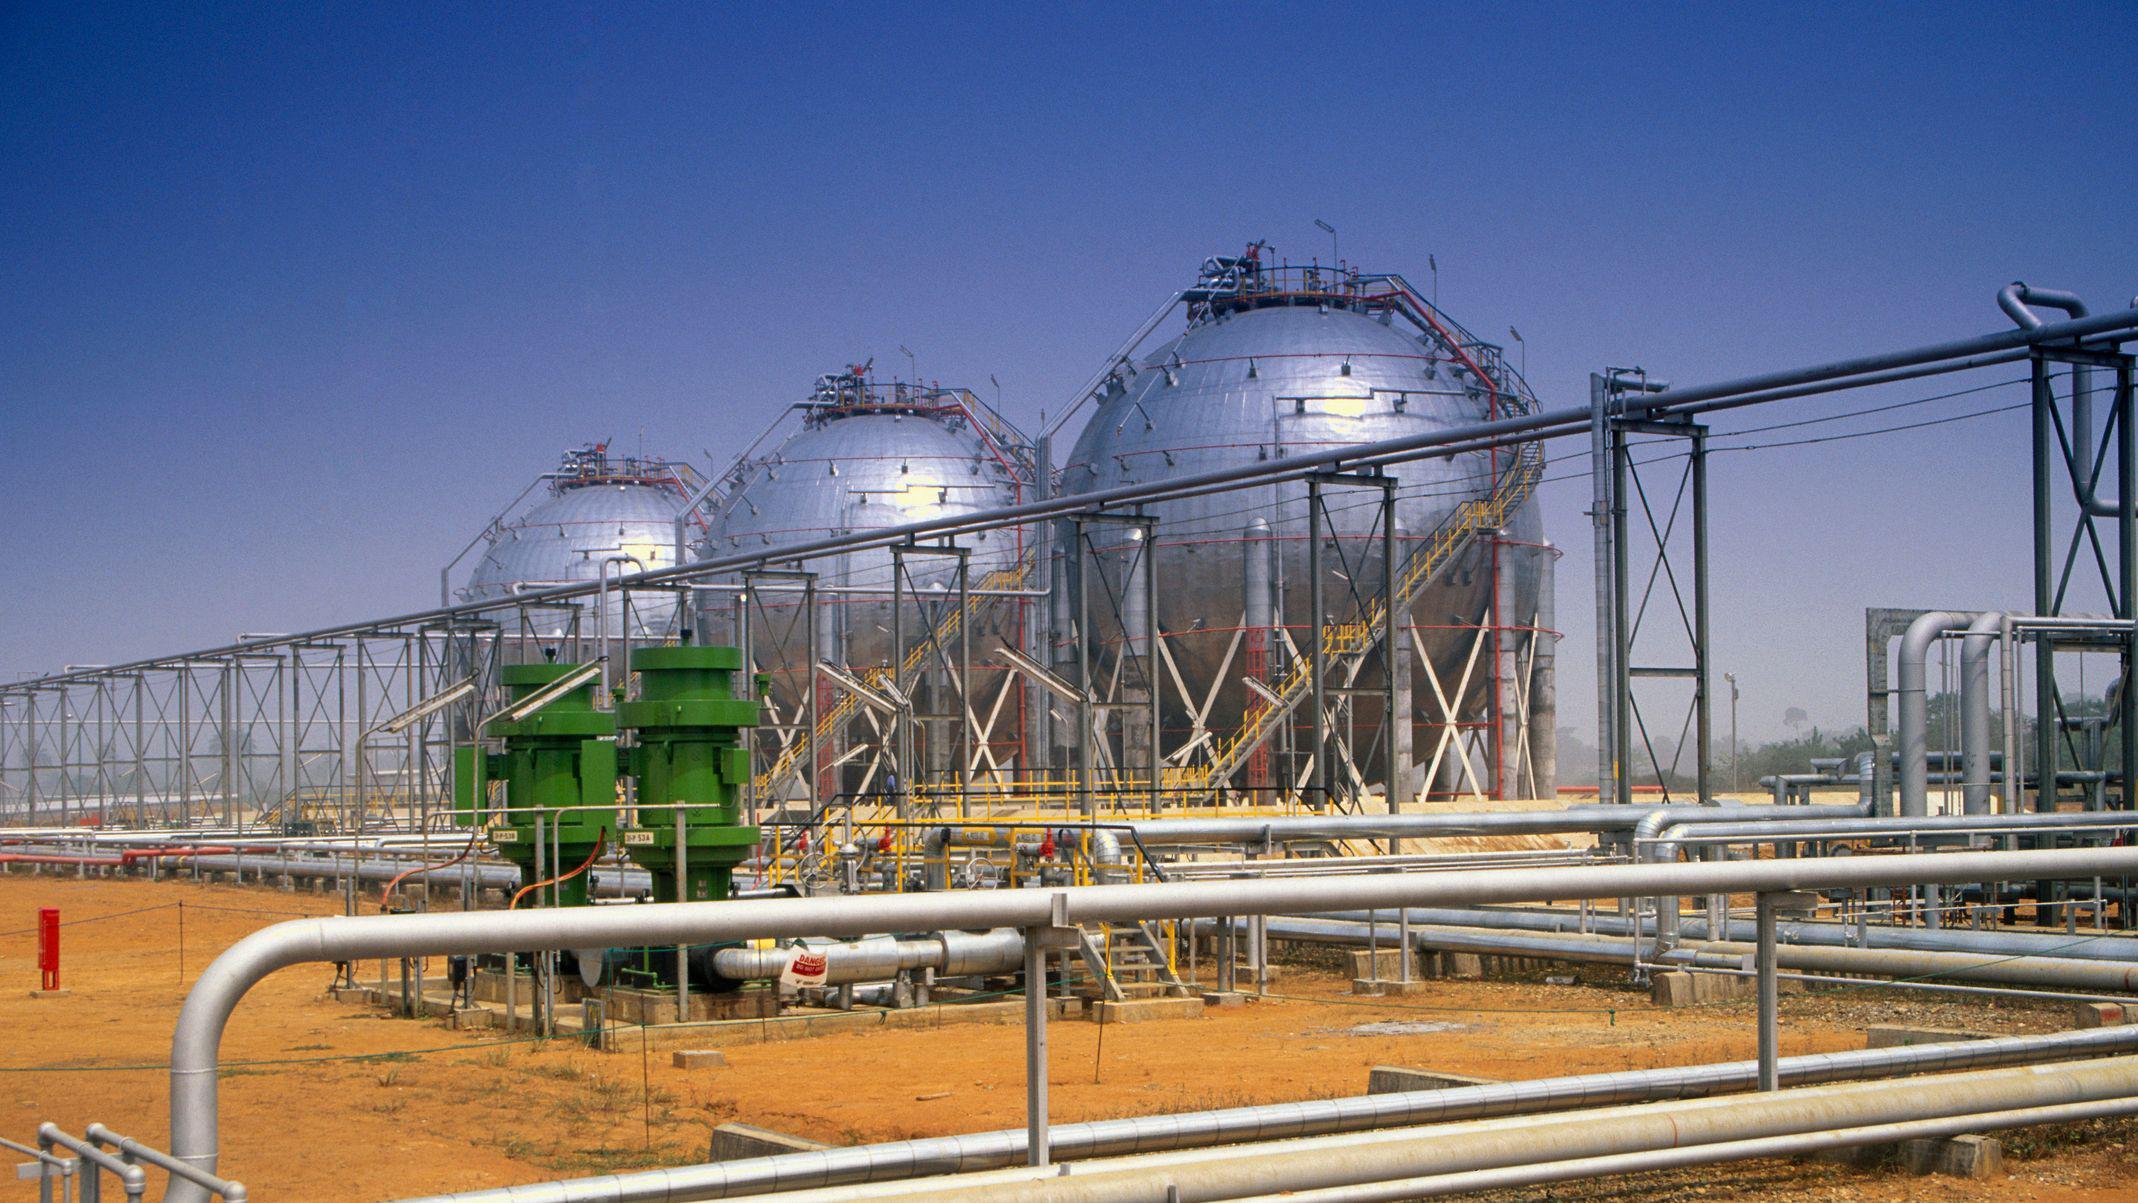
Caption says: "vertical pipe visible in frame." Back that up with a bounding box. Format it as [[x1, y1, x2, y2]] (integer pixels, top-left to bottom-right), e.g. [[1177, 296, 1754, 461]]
[[2003, 613, 2020, 813], [1900, 611, 1972, 818], [1692, 429, 1713, 804], [2119, 359, 2138, 811], [219, 661, 234, 827], [1308, 478, 1327, 810], [1962, 611, 2005, 815], [1590, 375, 1616, 804], [1144, 520, 1161, 816], [676, 809, 689, 1020], [531, 814, 546, 1037], [1075, 523, 1094, 820], [1492, 528, 1520, 800], [352, 653, 367, 916], [1028, 436, 1054, 785], [890, 550, 906, 815], [176, 667, 192, 827], [958, 548, 973, 819], [805, 579, 821, 829], [1610, 423, 1633, 806], [1756, 893, 1778, 1091], [131, 675, 144, 826], [1531, 541, 1559, 801], [25, 689, 39, 821], [1244, 518, 1275, 801], [737, 584, 754, 826], [2034, 359, 2059, 814], [1023, 928, 1049, 1167], [1382, 482, 1400, 849]]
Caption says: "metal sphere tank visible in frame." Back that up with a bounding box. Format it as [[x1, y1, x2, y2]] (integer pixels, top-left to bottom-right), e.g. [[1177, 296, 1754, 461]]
[[1061, 252, 1547, 795], [700, 369, 1031, 716], [461, 446, 697, 640]]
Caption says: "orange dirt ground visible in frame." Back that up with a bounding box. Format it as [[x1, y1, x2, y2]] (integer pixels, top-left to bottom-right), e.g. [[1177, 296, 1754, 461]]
[[1, 872, 2134, 1201]]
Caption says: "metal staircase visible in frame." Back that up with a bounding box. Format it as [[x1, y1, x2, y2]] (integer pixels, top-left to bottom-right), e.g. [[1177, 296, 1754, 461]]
[[1184, 275, 1547, 794], [1076, 919, 1190, 1000], [752, 556, 1035, 803]]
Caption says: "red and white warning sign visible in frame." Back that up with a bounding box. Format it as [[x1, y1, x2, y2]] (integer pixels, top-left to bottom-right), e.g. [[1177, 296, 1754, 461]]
[[779, 948, 829, 991]]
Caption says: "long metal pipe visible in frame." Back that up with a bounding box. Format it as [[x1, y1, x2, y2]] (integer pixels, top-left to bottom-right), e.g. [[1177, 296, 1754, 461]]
[[161, 846, 2138, 1199], [707, 929, 1024, 986], [1636, 801, 1870, 949], [1899, 610, 1976, 818], [1282, 917, 2138, 993], [1653, 811, 2138, 852], [1962, 611, 2006, 813], [16, 307, 2138, 694], [1310, 901, 2138, 964], [397, 1026, 2138, 1203], [1234, 1096, 2138, 1202], [718, 1056, 2138, 1201], [1104, 802, 1866, 848]]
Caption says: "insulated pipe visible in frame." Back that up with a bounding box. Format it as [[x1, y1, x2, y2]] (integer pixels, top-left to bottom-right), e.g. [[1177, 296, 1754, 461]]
[[1087, 829, 1126, 884], [1307, 903, 2138, 965], [397, 1027, 2138, 1203], [1529, 540, 1558, 801], [1636, 801, 1871, 948], [1651, 811, 2138, 855], [1108, 803, 1867, 848], [1275, 917, 2138, 993], [162, 845, 2138, 1199], [1236, 1097, 2138, 1202], [706, 929, 1025, 986], [722, 1056, 2138, 1201], [1899, 611, 1976, 818], [1962, 611, 2005, 814]]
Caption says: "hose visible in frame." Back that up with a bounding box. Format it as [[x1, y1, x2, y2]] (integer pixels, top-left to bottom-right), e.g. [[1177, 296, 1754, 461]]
[[379, 831, 484, 912], [507, 827, 606, 910]]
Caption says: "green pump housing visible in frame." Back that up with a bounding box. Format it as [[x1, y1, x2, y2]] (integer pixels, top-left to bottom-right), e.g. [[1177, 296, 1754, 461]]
[[616, 645, 760, 904], [452, 663, 618, 909]]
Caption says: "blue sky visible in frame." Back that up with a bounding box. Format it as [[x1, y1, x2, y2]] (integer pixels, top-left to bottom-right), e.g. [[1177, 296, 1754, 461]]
[[4, 3, 2135, 742]]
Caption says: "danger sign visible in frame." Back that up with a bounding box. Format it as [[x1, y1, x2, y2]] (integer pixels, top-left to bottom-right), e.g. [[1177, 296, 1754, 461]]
[[780, 949, 829, 990]]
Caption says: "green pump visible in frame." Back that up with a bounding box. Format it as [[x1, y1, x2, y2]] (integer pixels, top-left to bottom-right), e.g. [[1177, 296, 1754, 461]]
[[616, 645, 760, 904], [452, 662, 618, 909]]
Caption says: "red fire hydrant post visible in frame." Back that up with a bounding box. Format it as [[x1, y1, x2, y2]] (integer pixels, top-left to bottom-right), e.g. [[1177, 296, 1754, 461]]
[[37, 907, 59, 991]]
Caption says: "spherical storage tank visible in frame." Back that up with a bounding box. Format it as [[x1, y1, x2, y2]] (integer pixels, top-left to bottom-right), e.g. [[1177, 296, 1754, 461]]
[[1061, 249, 1548, 797], [461, 445, 696, 640], [700, 368, 1032, 721]]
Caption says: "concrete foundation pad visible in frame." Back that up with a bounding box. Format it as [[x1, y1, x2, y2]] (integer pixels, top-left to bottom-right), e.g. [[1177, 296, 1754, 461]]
[[709, 1122, 831, 1161], [2074, 1001, 2126, 1028], [1348, 948, 1410, 981], [672, 1049, 728, 1070], [27, 988, 69, 998], [1650, 970, 1756, 1007], [1199, 991, 1249, 1008], [1900, 1134, 2002, 1178], [1368, 1065, 1502, 1093], [1356, 980, 1434, 996], [1422, 951, 1485, 979], [1092, 996, 1205, 1025]]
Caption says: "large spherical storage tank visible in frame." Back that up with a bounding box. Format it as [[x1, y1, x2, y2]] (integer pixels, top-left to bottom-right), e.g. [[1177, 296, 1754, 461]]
[[700, 371, 1031, 751], [461, 447, 695, 641], [1061, 253, 1547, 799]]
